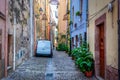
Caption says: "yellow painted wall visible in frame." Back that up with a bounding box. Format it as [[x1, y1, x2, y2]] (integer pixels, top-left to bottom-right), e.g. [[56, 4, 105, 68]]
[[58, 0, 67, 35], [88, 0, 118, 69], [34, 0, 49, 39]]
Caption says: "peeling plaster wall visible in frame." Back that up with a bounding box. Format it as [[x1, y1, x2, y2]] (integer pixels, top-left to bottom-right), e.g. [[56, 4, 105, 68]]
[[8, 0, 31, 66]]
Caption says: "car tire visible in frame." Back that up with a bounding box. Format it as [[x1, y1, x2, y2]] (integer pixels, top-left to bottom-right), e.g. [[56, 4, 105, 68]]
[[36, 53, 38, 57], [49, 53, 53, 58]]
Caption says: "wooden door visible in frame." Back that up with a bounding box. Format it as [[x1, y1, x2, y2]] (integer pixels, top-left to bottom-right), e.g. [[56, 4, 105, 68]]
[[7, 35, 12, 66], [99, 24, 105, 78]]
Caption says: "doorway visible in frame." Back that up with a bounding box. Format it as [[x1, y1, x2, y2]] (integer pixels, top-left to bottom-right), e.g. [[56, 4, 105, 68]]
[[99, 24, 105, 78], [95, 13, 106, 79], [7, 35, 13, 68]]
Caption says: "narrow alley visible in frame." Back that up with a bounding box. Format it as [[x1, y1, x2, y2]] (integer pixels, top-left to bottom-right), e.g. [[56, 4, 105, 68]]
[[0, 0, 119, 79], [2, 50, 96, 80]]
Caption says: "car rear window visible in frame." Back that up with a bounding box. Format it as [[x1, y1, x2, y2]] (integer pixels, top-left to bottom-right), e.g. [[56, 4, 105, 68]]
[[38, 41, 51, 48]]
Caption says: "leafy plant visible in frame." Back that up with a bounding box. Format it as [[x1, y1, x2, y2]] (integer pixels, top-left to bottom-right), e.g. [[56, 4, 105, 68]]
[[76, 11, 82, 16], [71, 47, 80, 59], [56, 43, 67, 51], [76, 51, 93, 72], [72, 42, 94, 73]]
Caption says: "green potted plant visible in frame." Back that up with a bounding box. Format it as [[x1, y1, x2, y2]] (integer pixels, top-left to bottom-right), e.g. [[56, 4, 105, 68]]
[[76, 11, 82, 16], [76, 51, 94, 77], [71, 47, 80, 60], [75, 42, 94, 77]]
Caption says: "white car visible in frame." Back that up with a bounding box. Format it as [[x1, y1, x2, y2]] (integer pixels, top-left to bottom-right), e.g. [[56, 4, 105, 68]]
[[36, 40, 53, 57]]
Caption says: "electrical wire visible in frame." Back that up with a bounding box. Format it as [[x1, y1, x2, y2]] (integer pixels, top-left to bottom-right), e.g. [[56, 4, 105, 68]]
[[88, 0, 115, 21]]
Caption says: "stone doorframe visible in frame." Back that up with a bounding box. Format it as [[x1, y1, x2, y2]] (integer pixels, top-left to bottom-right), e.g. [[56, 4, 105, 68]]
[[95, 13, 106, 79]]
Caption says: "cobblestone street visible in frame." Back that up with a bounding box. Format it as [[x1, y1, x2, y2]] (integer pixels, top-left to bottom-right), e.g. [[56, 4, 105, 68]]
[[2, 50, 97, 80]]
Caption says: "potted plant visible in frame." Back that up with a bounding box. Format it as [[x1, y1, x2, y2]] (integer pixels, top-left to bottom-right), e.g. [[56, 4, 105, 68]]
[[75, 42, 94, 77], [76, 51, 94, 77], [76, 11, 82, 16], [71, 47, 80, 60]]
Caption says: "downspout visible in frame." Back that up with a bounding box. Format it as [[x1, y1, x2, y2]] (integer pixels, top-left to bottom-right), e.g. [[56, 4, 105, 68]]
[[30, 0, 33, 57], [13, 14, 16, 71], [66, 0, 68, 46], [86, 0, 88, 39], [70, 0, 72, 53], [118, 0, 120, 79]]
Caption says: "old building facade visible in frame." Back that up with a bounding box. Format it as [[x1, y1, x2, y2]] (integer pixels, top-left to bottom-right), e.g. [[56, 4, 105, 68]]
[[8, 0, 31, 75], [34, 0, 50, 40], [88, 0, 118, 79], [58, 0, 67, 42], [70, 0, 88, 49]]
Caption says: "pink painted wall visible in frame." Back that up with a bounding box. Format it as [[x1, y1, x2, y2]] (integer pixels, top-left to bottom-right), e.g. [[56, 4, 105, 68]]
[[0, 0, 5, 14]]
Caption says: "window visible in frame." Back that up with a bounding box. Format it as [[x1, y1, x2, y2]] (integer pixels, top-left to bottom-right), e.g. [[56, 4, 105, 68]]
[[84, 32, 87, 41], [72, 6, 74, 17], [72, 37, 74, 49], [79, 34, 82, 45], [80, 0, 83, 13], [74, 23, 77, 29], [72, 6, 74, 23], [80, 0, 83, 20], [76, 35, 78, 47], [0, 29, 2, 59]]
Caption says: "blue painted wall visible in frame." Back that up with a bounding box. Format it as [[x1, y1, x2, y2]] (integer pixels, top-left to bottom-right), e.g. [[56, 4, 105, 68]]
[[70, 0, 88, 49]]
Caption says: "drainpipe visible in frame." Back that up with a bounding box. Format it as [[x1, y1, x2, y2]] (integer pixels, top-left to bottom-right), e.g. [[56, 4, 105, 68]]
[[13, 14, 16, 71], [86, 0, 88, 38], [70, 0, 72, 53], [30, 0, 33, 57]]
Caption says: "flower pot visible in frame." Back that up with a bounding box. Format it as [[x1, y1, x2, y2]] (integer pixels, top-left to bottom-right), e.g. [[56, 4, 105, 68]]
[[85, 71, 93, 77], [72, 56, 75, 60]]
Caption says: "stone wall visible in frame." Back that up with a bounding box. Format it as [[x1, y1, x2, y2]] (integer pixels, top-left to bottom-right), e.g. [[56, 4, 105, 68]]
[[8, 0, 31, 66]]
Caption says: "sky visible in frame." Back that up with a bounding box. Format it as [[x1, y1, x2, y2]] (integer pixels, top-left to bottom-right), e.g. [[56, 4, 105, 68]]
[[50, 4, 58, 25]]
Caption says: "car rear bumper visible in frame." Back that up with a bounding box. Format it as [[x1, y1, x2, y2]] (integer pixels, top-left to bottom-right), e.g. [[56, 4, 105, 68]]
[[36, 52, 52, 57]]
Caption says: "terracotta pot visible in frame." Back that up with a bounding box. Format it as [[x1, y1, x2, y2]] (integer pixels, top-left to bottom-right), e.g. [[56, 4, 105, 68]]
[[85, 71, 93, 77], [72, 57, 74, 60]]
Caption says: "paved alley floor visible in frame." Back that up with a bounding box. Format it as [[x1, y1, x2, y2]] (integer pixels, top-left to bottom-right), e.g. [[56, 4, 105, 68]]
[[2, 50, 97, 80]]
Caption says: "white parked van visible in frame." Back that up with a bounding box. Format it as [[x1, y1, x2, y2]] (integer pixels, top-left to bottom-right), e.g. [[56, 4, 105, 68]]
[[36, 40, 53, 57]]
